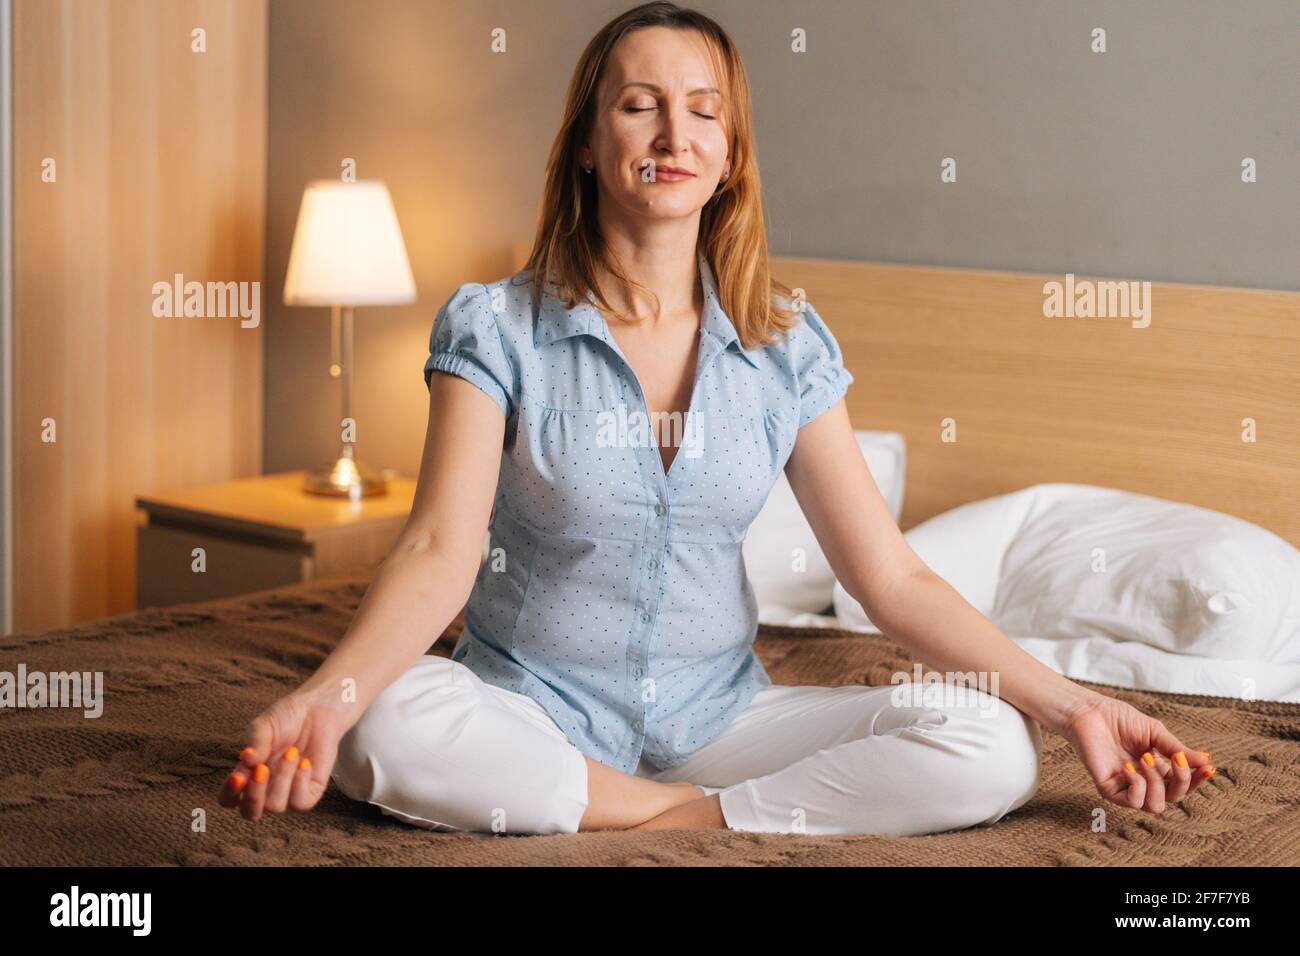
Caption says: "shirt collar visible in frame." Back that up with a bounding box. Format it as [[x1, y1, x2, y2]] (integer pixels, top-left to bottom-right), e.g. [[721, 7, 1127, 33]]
[[534, 250, 760, 368]]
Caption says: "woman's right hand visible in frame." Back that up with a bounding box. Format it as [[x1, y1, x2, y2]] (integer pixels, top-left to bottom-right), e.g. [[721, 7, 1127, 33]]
[[217, 685, 356, 822]]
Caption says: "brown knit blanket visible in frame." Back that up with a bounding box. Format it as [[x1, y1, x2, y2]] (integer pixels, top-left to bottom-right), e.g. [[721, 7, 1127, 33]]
[[2, 574, 1297, 866]]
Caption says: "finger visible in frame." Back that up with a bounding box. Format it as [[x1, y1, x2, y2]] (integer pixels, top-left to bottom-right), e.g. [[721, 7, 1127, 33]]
[[1195, 750, 1216, 786], [1166, 733, 1214, 794], [1152, 724, 1211, 770], [218, 767, 249, 808], [242, 713, 276, 767], [1148, 749, 1173, 778], [1119, 759, 1146, 810], [240, 762, 270, 822], [263, 745, 301, 814], [288, 755, 320, 812], [1138, 751, 1167, 813], [290, 734, 338, 813], [1164, 750, 1193, 803]]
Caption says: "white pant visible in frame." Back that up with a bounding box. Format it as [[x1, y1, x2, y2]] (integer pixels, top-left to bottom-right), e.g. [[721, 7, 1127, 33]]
[[331, 654, 1043, 837]]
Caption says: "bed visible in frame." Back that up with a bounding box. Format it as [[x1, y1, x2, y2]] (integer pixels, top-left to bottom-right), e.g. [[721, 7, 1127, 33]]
[[3, 571, 1299, 866], [4, 256, 1298, 866]]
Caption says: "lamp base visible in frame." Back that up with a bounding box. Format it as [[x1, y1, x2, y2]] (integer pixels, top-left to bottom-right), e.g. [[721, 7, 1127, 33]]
[[303, 455, 389, 499]]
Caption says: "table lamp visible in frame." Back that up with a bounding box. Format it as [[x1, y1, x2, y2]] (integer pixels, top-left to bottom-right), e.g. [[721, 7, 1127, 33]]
[[283, 179, 416, 498]]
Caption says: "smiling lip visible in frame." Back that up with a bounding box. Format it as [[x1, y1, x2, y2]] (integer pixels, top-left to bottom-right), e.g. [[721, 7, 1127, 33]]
[[654, 166, 695, 182]]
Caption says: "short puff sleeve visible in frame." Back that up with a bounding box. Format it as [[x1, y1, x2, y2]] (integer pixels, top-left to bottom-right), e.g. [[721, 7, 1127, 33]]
[[423, 282, 516, 418], [791, 299, 855, 428]]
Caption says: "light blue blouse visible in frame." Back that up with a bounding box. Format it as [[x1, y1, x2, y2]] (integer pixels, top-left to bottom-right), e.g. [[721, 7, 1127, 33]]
[[424, 249, 854, 774]]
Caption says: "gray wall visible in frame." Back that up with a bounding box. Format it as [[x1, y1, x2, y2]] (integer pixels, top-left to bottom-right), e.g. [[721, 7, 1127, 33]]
[[265, 0, 1298, 478]]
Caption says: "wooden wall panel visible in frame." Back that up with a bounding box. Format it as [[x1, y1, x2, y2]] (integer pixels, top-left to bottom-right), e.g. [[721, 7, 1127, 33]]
[[13, 0, 267, 629], [772, 257, 1300, 547]]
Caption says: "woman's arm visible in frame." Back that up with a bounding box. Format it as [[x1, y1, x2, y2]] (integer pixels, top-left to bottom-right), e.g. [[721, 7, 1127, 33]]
[[783, 401, 1100, 732], [295, 371, 506, 712], [219, 372, 505, 820], [784, 401, 1214, 815]]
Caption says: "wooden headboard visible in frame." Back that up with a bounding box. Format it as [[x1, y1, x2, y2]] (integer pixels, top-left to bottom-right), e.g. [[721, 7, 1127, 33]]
[[772, 256, 1300, 547]]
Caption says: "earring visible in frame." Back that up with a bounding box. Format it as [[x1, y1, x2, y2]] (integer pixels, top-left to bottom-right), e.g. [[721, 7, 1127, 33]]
[[583, 165, 593, 173]]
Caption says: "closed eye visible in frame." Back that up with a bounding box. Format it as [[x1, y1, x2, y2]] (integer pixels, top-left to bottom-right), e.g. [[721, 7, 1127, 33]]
[[624, 107, 716, 120]]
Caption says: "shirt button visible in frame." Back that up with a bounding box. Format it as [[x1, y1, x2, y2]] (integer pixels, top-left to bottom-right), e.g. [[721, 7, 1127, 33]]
[[633, 720, 644, 733], [648, 559, 658, 570], [633, 666, 644, 678], [654, 503, 665, 516], [641, 611, 651, 623]]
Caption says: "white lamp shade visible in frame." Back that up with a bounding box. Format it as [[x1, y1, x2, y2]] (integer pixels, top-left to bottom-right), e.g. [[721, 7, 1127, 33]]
[[283, 180, 417, 306]]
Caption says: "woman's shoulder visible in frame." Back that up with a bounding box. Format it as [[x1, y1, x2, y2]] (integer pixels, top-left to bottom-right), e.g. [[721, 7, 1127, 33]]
[[438, 269, 541, 342], [757, 290, 844, 364], [761, 291, 854, 426]]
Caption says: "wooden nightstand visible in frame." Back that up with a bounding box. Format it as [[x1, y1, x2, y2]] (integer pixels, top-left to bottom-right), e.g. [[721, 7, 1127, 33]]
[[135, 470, 417, 609]]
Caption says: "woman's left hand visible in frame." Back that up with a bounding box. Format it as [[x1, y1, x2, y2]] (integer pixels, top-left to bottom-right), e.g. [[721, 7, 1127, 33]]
[[1058, 693, 1216, 815]]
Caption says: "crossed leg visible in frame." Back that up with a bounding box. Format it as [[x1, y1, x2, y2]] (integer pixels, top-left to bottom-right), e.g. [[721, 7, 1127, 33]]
[[331, 654, 702, 834], [332, 657, 1041, 838], [634, 681, 1043, 836]]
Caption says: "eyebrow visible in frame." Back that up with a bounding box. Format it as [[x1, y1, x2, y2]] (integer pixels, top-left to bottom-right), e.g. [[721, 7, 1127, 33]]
[[618, 82, 720, 96]]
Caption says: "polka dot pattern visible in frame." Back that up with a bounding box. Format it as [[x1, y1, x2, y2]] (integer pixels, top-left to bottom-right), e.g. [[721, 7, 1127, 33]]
[[424, 250, 854, 775]]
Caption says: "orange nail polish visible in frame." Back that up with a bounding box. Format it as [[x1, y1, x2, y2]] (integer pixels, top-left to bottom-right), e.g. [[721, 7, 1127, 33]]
[[1124, 761, 1136, 773], [298, 757, 312, 771], [1174, 751, 1187, 768], [1141, 752, 1156, 768], [284, 746, 299, 763], [240, 747, 255, 762], [1202, 765, 1216, 779], [253, 763, 269, 784], [228, 771, 247, 792], [1200, 751, 1211, 760]]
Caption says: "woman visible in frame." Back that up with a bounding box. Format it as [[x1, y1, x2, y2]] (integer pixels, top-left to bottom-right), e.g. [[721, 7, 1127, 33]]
[[218, 2, 1213, 837]]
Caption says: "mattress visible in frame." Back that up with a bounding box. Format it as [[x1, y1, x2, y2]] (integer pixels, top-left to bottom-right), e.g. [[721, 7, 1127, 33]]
[[2, 573, 1297, 866]]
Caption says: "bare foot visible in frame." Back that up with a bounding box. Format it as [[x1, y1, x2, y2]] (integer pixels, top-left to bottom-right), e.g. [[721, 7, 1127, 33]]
[[579, 761, 710, 830], [629, 793, 727, 831]]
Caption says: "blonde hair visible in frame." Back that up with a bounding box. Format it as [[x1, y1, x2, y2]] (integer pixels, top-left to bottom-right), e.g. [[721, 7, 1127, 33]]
[[518, 1, 800, 350]]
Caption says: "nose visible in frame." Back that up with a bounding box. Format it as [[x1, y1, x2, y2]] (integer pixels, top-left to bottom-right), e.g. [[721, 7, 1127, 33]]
[[653, 103, 692, 156]]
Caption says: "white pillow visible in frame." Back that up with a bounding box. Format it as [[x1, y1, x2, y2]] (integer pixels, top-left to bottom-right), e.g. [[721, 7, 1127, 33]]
[[834, 483, 1300, 666], [992, 485, 1300, 661], [744, 430, 905, 621]]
